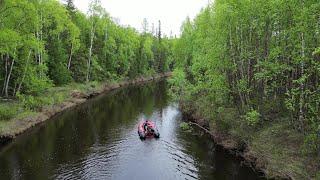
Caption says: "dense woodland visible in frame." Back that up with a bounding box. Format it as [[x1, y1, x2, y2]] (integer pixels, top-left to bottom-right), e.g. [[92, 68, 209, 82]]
[[0, 0, 173, 98], [171, 0, 320, 155], [1, 0, 319, 177]]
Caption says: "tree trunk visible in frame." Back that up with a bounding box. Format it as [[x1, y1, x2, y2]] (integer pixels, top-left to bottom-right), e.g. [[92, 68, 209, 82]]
[[17, 50, 32, 94], [67, 43, 73, 70], [229, 25, 245, 108], [2, 54, 8, 95], [36, 7, 43, 78], [40, 9, 43, 66], [298, 32, 305, 131], [4, 54, 15, 97], [87, 21, 95, 82]]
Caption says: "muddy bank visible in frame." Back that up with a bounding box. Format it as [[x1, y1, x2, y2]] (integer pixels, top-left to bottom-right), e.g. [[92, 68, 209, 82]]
[[0, 72, 171, 144], [180, 106, 292, 180]]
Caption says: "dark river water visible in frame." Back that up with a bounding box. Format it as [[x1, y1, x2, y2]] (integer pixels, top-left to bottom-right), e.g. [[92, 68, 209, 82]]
[[0, 81, 264, 180]]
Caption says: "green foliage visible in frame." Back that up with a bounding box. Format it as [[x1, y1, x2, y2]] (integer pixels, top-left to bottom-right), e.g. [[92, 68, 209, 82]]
[[0, 104, 19, 121], [22, 66, 53, 95], [0, 0, 173, 98], [180, 122, 190, 130], [47, 39, 72, 85], [171, 0, 320, 154], [302, 133, 319, 154], [168, 68, 187, 99], [215, 107, 238, 133], [17, 93, 53, 110], [180, 122, 192, 132], [244, 109, 261, 127]]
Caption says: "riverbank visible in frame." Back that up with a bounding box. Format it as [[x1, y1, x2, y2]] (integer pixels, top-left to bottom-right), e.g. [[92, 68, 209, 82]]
[[180, 103, 319, 180], [0, 72, 171, 144]]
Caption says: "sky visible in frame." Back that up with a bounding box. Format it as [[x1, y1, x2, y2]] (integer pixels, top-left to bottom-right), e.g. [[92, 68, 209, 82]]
[[70, 0, 209, 36]]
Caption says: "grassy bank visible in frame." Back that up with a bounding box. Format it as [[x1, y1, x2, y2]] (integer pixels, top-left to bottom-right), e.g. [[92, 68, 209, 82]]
[[0, 81, 104, 138], [180, 103, 319, 179], [0, 73, 171, 142]]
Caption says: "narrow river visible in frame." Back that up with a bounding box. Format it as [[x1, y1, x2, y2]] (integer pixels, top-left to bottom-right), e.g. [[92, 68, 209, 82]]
[[0, 81, 263, 180]]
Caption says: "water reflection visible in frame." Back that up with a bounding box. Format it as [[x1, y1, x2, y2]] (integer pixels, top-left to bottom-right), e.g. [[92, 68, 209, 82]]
[[0, 81, 263, 180]]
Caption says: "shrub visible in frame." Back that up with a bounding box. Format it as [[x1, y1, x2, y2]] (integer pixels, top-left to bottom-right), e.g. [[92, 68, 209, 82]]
[[302, 124, 320, 154], [0, 104, 18, 121], [169, 69, 186, 91], [180, 122, 190, 130], [216, 107, 237, 133], [17, 93, 54, 110], [53, 93, 66, 104], [302, 133, 319, 154], [244, 109, 260, 127]]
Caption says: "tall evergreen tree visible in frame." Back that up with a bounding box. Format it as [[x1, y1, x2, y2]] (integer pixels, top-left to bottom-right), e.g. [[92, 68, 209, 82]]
[[64, 0, 76, 14]]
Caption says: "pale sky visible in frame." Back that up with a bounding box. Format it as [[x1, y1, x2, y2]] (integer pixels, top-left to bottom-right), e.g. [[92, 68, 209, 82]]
[[70, 0, 209, 36]]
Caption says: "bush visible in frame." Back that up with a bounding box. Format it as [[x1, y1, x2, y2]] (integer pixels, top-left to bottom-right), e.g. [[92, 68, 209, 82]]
[[180, 122, 192, 132], [0, 104, 18, 121], [216, 108, 237, 132], [180, 122, 190, 130], [17, 93, 54, 110], [53, 93, 66, 104], [89, 81, 99, 88], [23, 65, 53, 95], [168, 68, 187, 99], [244, 109, 260, 127], [302, 133, 319, 154]]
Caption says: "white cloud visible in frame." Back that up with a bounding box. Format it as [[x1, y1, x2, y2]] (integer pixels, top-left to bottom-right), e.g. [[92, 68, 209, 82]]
[[71, 0, 209, 36]]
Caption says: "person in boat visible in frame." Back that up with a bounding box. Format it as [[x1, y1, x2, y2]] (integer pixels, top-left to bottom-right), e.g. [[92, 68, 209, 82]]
[[143, 120, 149, 133]]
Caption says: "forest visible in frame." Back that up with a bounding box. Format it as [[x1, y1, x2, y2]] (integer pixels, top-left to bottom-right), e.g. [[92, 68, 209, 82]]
[[170, 0, 320, 178], [0, 0, 173, 118], [1, 0, 320, 178]]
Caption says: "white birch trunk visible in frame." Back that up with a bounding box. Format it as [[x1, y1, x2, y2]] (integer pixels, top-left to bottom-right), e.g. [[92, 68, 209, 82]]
[[230, 25, 245, 108], [2, 54, 8, 95], [87, 21, 95, 82], [298, 32, 305, 130], [4, 52, 15, 97], [67, 43, 74, 70], [17, 50, 32, 94]]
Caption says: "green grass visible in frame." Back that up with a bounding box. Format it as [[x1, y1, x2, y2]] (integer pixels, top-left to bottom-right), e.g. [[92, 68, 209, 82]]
[[182, 101, 319, 179], [224, 111, 318, 179], [0, 77, 137, 137], [249, 121, 311, 179], [0, 102, 20, 121], [0, 81, 109, 135], [0, 111, 37, 134]]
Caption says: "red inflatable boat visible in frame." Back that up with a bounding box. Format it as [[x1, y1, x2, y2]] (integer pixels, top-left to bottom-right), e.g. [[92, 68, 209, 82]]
[[138, 120, 160, 140]]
